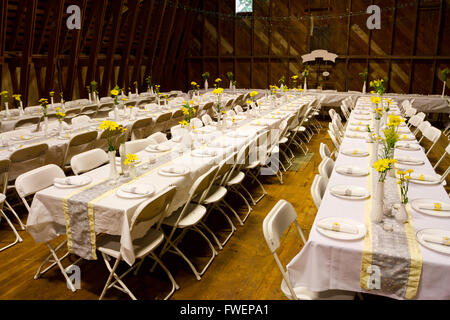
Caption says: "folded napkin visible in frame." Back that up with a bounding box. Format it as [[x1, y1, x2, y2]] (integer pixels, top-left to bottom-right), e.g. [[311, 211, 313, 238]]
[[399, 134, 415, 141], [317, 220, 358, 234], [395, 155, 423, 164], [336, 166, 367, 176], [331, 186, 367, 197], [148, 144, 169, 151], [423, 234, 450, 246], [171, 136, 182, 143], [121, 184, 151, 195], [396, 142, 420, 150], [418, 202, 450, 211], [162, 166, 185, 174], [343, 149, 369, 156], [410, 173, 440, 182], [54, 176, 89, 186], [199, 149, 217, 156], [346, 133, 366, 139]]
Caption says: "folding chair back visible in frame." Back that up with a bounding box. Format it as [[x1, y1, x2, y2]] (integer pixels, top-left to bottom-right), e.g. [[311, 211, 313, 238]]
[[131, 117, 154, 140], [263, 200, 306, 300], [152, 112, 172, 133], [318, 157, 334, 181], [311, 174, 327, 209], [81, 105, 98, 117], [14, 117, 40, 130], [319, 143, 331, 160], [202, 114, 214, 126], [71, 115, 90, 126], [71, 148, 109, 175], [434, 143, 450, 169], [9, 143, 48, 181], [63, 131, 98, 166], [422, 126, 442, 155]]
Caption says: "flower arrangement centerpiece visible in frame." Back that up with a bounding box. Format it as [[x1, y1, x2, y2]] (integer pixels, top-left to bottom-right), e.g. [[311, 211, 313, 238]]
[[381, 115, 402, 159], [395, 169, 413, 223], [383, 97, 393, 113], [180, 100, 196, 128], [202, 72, 210, 90], [133, 81, 139, 95], [214, 78, 222, 89], [278, 76, 285, 89], [212, 87, 224, 128], [49, 90, 55, 107], [39, 97, 49, 135], [90, 81, 98, 103], [191, 81, 198, 98], [0, 90, 9, 117], [145, 75, 153, 93], [232, 80, 237, 90], [55, 107, 66, 136], [291, 75, 299, 89], [370, 78, 385, 96], [126, 102, 136, 120], [441, 68, 449, 97], [111, 86, 120, 120], [269, 85, 278, 96], [371, 158, 398, 222], [226, 72, 234, 89], [302, 66, 310, 91], [124, 153, 139, 178], [99, 120, 123, 182], [86, 85, 91, 102], [359, 69, 368, 93], [13, 94, 25, 115]]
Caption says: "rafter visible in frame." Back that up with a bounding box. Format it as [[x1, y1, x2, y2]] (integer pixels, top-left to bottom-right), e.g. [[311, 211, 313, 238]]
[[117, 0, 140, 90], [101, 0, 125, 96]]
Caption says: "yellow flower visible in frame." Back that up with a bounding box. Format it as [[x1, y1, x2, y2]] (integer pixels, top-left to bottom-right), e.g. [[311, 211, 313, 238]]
[[434, 203, 442, 211], [127, 105, 134, 108], [111, 89, 119, 96], [419, 174, 424, 181], [405, 175, 411, 180], [406, 169, 414, 174], [191, 81, 197, 86], [212, 88, 224, 95], [13, 94, 22, 101], [356, 127, 360, 131], [215, 78, 222, 83], [246, 100, 252, 105], [179, 120, 189, 127], [124, 153, 139, 166], [370, 96, 381, 104], [56, 112, 66, 118], [249, 91, 258, 97], [291, 75, 298, 80], [181, 107, 189, 115], [99, 120, 119, 131], [121, 97, 128, 101], [49, 91, 55, 97], [397, 170, 406, 175]]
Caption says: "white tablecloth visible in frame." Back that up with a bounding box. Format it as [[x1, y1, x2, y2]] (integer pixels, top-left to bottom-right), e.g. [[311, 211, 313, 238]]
[[27, 95, 314, 266], [286, 97, 450, 300]]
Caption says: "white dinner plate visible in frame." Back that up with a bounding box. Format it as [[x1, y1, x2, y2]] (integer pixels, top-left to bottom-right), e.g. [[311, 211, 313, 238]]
[[11, 135, 33, 141], [341, 148, 369, 157], [398, 134, 416, 141], [350, 121, 370, 126], [329, 185, 370, 200], [158, 165, 190, 177], [411, 199, 450, 218], [191, 149, 217, 158], [116, 184, 155, 199], [416, 229, 450, 255], [145, 145, 171, 153], [395, 143, 421, 151], [348, 126, 371, 133], [395, 156, 425, 166], [335, 165, 369, 177], [316, 217, 366, 241], [54, 176, 92, 189], [409, 174, 442, 185]]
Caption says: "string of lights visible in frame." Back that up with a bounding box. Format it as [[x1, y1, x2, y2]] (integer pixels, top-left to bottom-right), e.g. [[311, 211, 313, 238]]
[[151, 0, 438, 22]]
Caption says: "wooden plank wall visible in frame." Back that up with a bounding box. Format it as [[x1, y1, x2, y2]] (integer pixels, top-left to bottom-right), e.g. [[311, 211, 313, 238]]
[[187, 0, 450, 95], [0, 0, 199, 107]]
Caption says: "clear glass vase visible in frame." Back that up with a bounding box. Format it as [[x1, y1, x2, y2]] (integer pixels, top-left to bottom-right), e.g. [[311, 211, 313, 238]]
[[108, 151, 118, 184], [371, 181, 384, 223]]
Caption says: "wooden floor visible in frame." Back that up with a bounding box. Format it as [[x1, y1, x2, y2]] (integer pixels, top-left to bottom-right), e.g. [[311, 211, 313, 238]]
[[0, 120, 448, 300]]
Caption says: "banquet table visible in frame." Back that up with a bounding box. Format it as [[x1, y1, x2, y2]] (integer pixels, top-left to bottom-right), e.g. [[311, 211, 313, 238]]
[[286, 96, 450, 300], [26, 95, 314, 266]]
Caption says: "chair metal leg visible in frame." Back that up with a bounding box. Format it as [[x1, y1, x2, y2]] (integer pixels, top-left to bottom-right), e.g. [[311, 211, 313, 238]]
[[149, 253, 180, 300], [0, 209, 23, 252], [222, 199, 244, 226], [46, 242, 76, 292], [5, 200, 25, 230], [99, 254, 122, 300]]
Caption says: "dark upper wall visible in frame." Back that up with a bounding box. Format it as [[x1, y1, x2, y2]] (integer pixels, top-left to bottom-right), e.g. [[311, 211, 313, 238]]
[[187, 0, 450, 94], [0, 0, 198, 106]]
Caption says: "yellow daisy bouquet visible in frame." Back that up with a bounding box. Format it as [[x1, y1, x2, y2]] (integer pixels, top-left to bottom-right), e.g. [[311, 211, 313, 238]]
[[111, 86, 120, 105], [99, 120, 125, 152], [214, 78, 222, 89], [191, 81, 198, 91], [180, 100, 196, 126], [0, 90, 8, 106], [397, 169, 413, 204], [39, 97, 48, 116], [269, 85, 279, 95], [124, 153, 139, 166], [55, 107, 66, 122], [249, 90, 258, 102], [370, 79, 385, 96], [373, 158, 397, 182], [212, 87, 224, 113], [278, 76, 285, 86], [291, 75, 299, 89]]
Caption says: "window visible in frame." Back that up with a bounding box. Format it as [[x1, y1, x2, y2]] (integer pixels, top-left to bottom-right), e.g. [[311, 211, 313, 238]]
[[236, 0, 253, 14]]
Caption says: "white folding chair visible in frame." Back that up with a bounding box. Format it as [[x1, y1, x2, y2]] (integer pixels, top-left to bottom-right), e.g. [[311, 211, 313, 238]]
[[319, 142, 332, 160], [407, 112, 425, 129], [434, 143, 450, 170], [97, 186, 179, 300], [15, 164, 79, 292], [62, 131, 98, 168], [70, 148, 108, 175], [328, 130, 341, 153], [0, 159, 23, 252], [310, 174, 328, 210], [420, 126, 442, 156], [263, 200, 354, 300], [202, 114, 216, 126], [404, 107, 417, 119], [190, 118, 204, 129], [71, 115, 91, 126], [234, 105, 244, 114], [158, 166, 219, 280], [416, 120, 431, 137], [318, 157, 335, 182]]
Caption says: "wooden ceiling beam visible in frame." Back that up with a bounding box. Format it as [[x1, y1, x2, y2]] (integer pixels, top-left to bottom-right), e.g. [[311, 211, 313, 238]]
[[154, 0, 180, 83], [44, 0, 65, 95], [117, 0, 140, 90], [0, 0, 8, 90], [131, 0, 154, 90], [85, 0, 108, 86], [35, 1, 51, 54], [10, 0, 26, 51], [64, 0, 87, 100], [101, 0, 125, 96], [144, 0, 168, 83], [19, 0, 38, 106]]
